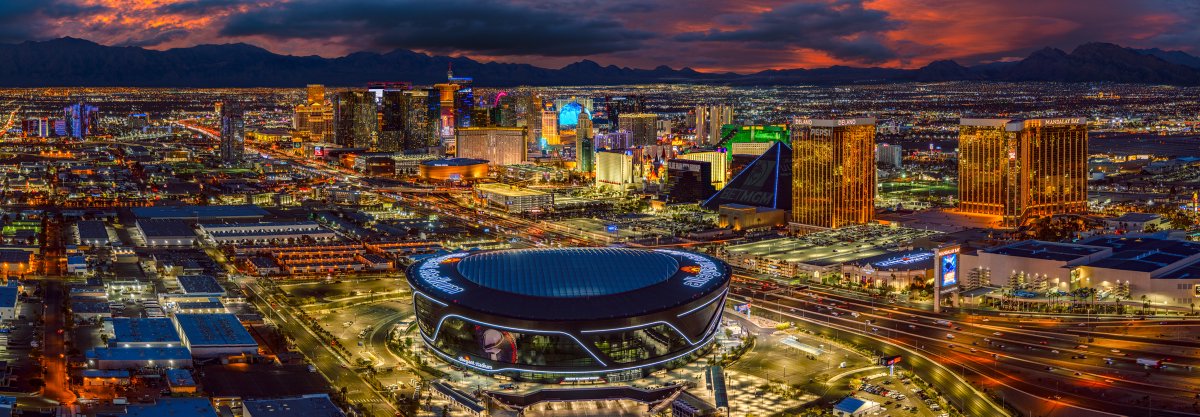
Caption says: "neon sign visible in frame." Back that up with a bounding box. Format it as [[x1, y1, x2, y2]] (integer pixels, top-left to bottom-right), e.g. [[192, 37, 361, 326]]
[[458, 355, 494, 370], [657, 250, 721, 288], [872, 252, 933, 268], [419, 253, 466, 294]]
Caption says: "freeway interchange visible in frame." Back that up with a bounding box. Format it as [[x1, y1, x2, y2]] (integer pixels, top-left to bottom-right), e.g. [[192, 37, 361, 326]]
[[730, 277, 1200, 417]]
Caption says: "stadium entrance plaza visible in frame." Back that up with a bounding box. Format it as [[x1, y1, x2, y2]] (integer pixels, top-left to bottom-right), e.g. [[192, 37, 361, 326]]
[[406, 313, 891, 417], [281, 276, 928, 416]]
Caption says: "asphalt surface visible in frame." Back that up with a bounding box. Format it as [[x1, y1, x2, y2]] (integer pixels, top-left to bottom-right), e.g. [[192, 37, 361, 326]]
[[244, 279, 399, 416], [41, 279, 74, 406], [731, 280, 1200, 417]]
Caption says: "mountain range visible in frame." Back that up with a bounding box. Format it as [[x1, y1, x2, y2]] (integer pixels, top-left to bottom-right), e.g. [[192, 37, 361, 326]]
[[0, 38, 1198, 87]]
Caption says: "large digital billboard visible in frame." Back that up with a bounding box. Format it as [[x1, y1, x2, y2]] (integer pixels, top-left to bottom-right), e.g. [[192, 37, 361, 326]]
[[941, 252, 958, 287], [474, 325, 518, 363], [933, 245, 961, 313]]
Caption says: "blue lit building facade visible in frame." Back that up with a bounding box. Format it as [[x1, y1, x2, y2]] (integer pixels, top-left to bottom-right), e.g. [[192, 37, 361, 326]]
[[64, 102, 99, 139]]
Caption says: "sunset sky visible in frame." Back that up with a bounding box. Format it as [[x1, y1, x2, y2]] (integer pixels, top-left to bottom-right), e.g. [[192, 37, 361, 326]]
[[1, 0, 1197, 72]]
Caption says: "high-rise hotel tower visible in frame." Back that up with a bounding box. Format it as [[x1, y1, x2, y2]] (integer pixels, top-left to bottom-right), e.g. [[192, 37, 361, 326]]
[[958, 118, 1088, 226], [791, 118, 876, 229]]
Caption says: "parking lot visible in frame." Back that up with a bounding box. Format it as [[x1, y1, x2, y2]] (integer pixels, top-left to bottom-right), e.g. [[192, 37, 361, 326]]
[[856, 374, 943, 417]]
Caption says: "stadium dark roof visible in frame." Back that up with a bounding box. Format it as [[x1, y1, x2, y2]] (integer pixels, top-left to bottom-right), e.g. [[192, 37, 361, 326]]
[[456, 248, 679, 298], [408, 248, 729, 321]]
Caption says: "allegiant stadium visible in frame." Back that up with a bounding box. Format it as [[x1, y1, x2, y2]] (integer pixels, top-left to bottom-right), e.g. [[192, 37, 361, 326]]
[[406, 247, 731, 383]]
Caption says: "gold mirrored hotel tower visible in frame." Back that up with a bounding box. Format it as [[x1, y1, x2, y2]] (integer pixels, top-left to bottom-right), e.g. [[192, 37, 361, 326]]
[[958, 118, 1088, 227], [791, 118, 876, 229]]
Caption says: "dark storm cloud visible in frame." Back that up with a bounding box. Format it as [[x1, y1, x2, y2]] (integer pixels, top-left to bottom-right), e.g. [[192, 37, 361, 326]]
[[604, 3, 664, 13], [0, 0, 107, 43], [218, 0, 653, 57], [3, 0, 1200, 72], [675, 0, 901, 63], [115, 29, 191, 48], [160, 0, 245, 16]]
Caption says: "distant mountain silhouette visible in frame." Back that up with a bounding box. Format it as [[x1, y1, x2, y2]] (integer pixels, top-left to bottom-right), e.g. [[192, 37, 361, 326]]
[[1137, 48, 1200, 69], [0, 38, 1198, 87]]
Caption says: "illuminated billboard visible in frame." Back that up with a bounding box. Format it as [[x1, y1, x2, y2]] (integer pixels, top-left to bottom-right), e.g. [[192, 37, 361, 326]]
[[941, 252, 958, 287]]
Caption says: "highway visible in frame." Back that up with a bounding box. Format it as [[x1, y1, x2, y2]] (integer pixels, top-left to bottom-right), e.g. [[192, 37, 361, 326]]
[[729, 278, 1200, 417]]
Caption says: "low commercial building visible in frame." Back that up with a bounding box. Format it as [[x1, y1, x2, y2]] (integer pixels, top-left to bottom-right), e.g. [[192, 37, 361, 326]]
[[243, 394, 345, 417], [720, 225, 940, 279], [474, 183, 553, 214], [1104, 212, 1167, 233], [175, 299, 227, 314], [198, 221, 338, 245], [67, 254, 88, 275], [833, 397, 880, 416], [0, 284, 17, 321], [717, 204, 786, 231], [132, 204, 269, 222], [110, 318, 184, 348], [841, 250, 934, 291], [962, 234, 1200, 309], [75, 220, 111, 246], [86, 346, 193, 369], [82, 369, 130, 387], [0, 250, 33, 276], [201, 364, 331, 412], [70, 300, 111, 323], [173, 275, 227, 300], [173, 313, 259, 358], [165, 368, 198, 394], [122, 398, 218, 417], [135, 219, 197, 247]]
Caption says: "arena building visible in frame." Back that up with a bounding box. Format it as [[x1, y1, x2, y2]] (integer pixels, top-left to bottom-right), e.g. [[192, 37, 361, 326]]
[[407, 248, 730, 383], [418, 158, 489, 182]]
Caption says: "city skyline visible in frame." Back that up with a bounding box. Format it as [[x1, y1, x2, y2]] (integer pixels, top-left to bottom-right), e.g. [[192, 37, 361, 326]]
[[1, 2, 1200, 415], [0, 0, 1197, 72]]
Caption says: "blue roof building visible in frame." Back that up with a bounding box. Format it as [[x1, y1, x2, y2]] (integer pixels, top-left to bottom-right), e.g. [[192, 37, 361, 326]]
[[111, 318, 182, 348], [243, 394, 345, 417], [0, 285, 18, 321], [0, 396, 13, 417], [86, 346, 193, 370], [123, 398, 217, 417], [166, 368, 197, 392], [833, 396, 878, 416], [173, 313, 258, 357]]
